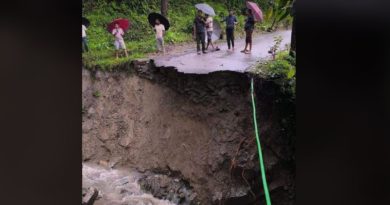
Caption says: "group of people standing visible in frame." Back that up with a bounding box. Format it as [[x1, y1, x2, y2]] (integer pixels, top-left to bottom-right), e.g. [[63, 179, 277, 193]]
[[193, 8, 256, 55], [81, 19, 165, 59], [82, 8, 256, 58], [193, 11, 220, 54]]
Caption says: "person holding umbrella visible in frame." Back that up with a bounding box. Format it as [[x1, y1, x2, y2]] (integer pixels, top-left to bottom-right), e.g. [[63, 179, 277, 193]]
[[193, 9, 207, 55], [241, 9, 255, 54], [221, 10, 238, 51], [112, 23, 129, 59], [148, 13, 170, 54]]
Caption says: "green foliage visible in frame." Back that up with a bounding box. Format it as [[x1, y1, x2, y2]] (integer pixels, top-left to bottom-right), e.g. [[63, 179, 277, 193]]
[[223, 0, 270, 11], [264, 0, 293, 31], [251, 50, 296, 97], [268, 35, 283, 59], [93, 91, 101, 98]]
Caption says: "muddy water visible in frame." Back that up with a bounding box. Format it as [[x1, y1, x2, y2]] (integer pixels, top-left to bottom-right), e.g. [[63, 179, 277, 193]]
[[82, 163, 175, 205]]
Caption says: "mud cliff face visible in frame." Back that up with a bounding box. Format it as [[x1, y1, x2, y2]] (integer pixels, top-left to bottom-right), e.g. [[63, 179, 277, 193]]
[[82, 61, 295, 205]]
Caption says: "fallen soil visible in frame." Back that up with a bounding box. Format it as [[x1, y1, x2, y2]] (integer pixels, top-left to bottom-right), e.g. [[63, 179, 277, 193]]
[[82, 61, 295, 204]]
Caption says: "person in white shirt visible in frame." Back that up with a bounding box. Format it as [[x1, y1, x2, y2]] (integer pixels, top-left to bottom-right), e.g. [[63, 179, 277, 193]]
[[112, 23, 128, 59], [82, 24, 88, 52], [154, 19, 165, 54], [205, 14, 219, 51]]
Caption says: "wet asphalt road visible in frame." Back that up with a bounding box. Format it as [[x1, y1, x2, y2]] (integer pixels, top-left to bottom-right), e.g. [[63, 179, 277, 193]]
[[153, 29, 291, 74]]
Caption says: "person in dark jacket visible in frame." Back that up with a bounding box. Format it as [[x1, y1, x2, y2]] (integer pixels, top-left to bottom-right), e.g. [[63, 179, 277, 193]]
[[241, 9, 255, 54], [221, 10, 238, 51], [193, 10, 207, 54]]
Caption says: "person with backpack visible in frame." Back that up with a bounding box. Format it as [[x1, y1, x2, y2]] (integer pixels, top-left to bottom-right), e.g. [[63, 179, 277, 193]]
[[221, 10, 238, 51]]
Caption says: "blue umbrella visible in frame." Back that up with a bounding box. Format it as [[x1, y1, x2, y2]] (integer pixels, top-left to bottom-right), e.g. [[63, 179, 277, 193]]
[[195, 3, 216, 16]]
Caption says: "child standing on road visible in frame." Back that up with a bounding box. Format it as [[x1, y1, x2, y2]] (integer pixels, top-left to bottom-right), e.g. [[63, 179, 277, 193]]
[[205, 14, 219, 51], [154, 19, 166, 54], [112, 23, 129, 59]]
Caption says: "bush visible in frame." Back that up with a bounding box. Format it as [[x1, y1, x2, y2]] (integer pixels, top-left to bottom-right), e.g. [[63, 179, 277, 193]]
[[251, 50, 296, 97]]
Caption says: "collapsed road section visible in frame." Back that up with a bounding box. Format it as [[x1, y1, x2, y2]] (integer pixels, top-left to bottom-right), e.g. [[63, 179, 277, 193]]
[[82, 61, 295, 204]]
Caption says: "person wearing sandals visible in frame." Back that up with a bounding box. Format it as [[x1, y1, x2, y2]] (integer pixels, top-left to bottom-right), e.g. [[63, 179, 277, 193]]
[[205, 14, 220, 51], [241, 9, 255, 54]]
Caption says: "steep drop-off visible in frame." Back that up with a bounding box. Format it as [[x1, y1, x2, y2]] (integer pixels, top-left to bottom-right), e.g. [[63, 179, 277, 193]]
[[82, 61, 295, 205]]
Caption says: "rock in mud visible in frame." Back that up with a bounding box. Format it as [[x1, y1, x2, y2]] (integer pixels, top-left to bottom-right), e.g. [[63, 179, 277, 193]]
[[139, 173, 196, 205], [108, 156, 122, 168], [98, 160, 109, 168], [118, 120, 134, 147], [82, 187, 98, 205]]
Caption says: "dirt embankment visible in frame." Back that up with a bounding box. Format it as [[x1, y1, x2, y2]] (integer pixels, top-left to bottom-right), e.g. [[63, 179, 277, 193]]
[[82, 61, 295, 205]]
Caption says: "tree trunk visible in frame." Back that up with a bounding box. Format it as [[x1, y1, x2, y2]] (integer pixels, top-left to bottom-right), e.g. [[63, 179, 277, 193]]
[[161, 0, 168, 17]]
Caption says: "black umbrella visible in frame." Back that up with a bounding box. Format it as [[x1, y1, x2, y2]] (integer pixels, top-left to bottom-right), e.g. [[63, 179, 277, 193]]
[[148, 13, 170, 31], [82, 17, 90, 27]]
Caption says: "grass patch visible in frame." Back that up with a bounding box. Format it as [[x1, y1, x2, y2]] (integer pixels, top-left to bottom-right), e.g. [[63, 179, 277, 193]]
[[93, 91, 101, 98]]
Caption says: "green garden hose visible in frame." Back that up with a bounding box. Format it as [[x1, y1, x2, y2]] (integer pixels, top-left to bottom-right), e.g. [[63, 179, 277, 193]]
[[250, 78, 272, 205]]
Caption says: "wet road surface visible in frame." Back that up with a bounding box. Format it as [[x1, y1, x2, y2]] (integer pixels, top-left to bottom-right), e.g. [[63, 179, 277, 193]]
[[153, 29, 291, 74]]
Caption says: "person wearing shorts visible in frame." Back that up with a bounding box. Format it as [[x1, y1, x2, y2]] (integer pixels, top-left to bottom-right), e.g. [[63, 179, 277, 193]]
[[112, 23, 128, 59], [242, 9, 255, 54], [205, 14, 219, 51], [154, 19, 166, 53]]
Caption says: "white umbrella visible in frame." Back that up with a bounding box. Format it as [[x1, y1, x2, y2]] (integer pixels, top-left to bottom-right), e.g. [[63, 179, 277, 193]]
[[195, 3, 216, 16], [210, 20, 221, 42]]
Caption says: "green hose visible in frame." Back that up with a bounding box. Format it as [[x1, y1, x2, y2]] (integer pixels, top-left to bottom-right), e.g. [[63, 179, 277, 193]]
[[250, 78, 272, 205]]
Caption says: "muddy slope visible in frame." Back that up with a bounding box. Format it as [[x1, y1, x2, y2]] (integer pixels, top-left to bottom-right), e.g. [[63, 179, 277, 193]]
[[82, 61, 295, 204]]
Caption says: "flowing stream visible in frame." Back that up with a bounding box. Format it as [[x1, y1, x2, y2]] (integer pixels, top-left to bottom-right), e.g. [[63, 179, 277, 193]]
[[82, 163, 176, 205]]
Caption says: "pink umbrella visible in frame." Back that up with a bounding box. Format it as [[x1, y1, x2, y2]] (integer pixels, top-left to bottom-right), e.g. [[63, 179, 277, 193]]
[[107, 18, 131, 33], [246, 1, 263, 22]]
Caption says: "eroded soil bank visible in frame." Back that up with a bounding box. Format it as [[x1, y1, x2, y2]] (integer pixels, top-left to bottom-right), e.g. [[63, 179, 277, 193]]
[[82, 61, 295, 205]]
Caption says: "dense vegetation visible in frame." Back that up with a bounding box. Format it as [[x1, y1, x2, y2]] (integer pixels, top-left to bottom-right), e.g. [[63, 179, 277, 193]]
[[250, 38, 296, 98], [82, 0, 293, 69]]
